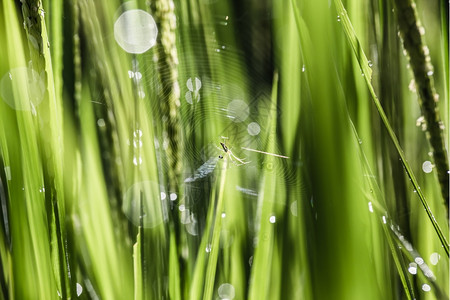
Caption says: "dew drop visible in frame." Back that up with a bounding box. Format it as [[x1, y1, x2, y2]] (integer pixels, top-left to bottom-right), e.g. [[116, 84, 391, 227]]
[[134, 129, 143, 138], [414, 257, 424, 265], [427, 70, 433, 76], [290, 201, 298, 217], [221, 212, 226, 218], [206, 244, 212, 252], [186, 77, 202, 92], [76, 283, 83, 296], [269, 215, 276, 223], [97, 118, 106, 127], [133, 139, 143, 148], [170, 193, 177, 201], [408, 79, 416, 92], [138, 91, 146, 98], [368, 202, 374, 213], [422, 161, 433, 173], [422, 284, 431, 292], [218, 283, 235, 299], [133, 156, 142, 165], [415, 116, 424, 127], [135, 72, 142, 80], [408, 263, 417, 275], [430, 252, 440, 265], [368, 60, 373, 67]]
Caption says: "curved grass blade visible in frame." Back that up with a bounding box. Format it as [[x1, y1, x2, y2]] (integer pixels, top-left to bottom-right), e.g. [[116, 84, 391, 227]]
[[332, 0, 449, 256]]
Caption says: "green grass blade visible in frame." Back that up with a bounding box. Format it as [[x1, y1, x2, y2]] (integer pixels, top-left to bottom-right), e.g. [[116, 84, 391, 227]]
[[334, 0, 449, 256], [133, 228, 142, 300], [202, 159, 228, 300], [248, 72, 279, 300]]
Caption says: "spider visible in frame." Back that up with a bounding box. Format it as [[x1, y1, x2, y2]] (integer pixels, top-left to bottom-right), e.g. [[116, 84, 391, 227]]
[[216, 137, 249, 165]]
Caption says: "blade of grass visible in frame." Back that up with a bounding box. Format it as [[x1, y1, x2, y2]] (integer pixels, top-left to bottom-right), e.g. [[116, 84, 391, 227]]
[[350, 121, 415, 300], [333, 0, 449, 256], [248, 72, 279, 300], [202, 158, 228, 300], [133, 228, 142, 300]]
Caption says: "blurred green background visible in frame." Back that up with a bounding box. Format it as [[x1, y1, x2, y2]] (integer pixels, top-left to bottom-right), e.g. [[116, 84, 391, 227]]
[[0, 0, 448, 299]]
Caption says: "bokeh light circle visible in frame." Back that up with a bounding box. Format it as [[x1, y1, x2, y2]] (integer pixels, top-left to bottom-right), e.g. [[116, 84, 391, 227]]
[[114, 9, 158, 54]]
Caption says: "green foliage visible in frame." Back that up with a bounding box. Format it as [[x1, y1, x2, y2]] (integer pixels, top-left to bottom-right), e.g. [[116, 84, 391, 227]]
[[0, 0, 447, 299]]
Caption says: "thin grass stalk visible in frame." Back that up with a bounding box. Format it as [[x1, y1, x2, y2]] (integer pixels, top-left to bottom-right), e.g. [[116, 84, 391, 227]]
[[333, 0, 449, 256], [202, 159, 228, 300], [393, 0, 449, 208], [133, 228, 143, 300]]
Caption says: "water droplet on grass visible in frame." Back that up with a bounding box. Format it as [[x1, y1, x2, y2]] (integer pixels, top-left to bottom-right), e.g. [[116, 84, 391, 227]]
[[133, 139, 143, 148], [422, 161, 433, 173], [430, 252, 440, 265], [416, 116, 424, 126], [133, 156, 142, 165], [408, 263, 417, 275], [269, 215, 276, 223], [170, 193, 177, 201], [408, 79, 416, 92], [368, 202, 373, 213], [187, 77, 202, 92], [97, 118, 106, 127], [290, 201, 298, 216], [76, 283, 83, 296], [415, 257, 424, 265], [422, 284, 431, 292], [206, 244, 212, 252], [134, 130, 143, 138], [114, 9, 158, 54], [218, 283, 235, 299]]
